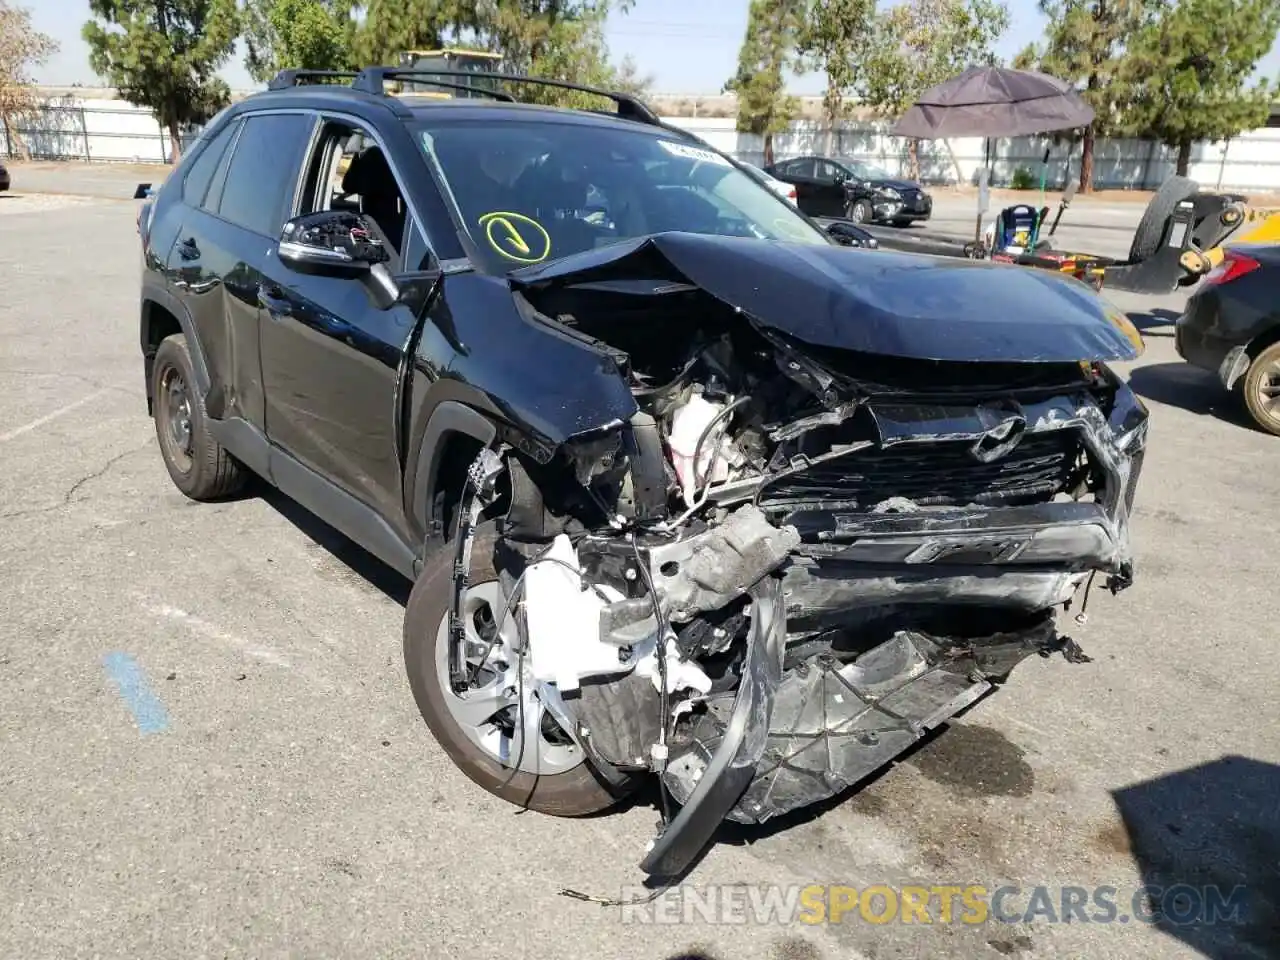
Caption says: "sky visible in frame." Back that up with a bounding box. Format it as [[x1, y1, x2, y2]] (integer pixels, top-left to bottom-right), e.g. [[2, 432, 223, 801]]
[[29, 0, 1280, 95]]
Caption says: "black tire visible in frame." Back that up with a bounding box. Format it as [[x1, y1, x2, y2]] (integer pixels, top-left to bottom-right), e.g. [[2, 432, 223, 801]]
[[150, 333, 247, 500], [847, 199, 873, 223], [403, 522, 642, 816], [1129, 175, 1199, 263], [1240, 341, 1280, 438]]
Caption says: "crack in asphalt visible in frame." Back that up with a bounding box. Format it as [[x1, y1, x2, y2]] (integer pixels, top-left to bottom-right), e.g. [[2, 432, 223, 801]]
[[0, 438, 155, 522]]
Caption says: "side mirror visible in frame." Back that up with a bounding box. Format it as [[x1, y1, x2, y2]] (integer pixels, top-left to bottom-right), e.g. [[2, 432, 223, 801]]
[[133, 182, 154, 199], [277, 210, 390, 278], [826, 221, 878, 248]]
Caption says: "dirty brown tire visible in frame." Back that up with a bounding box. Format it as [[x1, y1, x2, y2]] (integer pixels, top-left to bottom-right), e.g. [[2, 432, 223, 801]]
[[403, 522, 642, 816], [150, 333, 247, 500], [1128, 175, 1198, 263], [1240, 340, 1280, 438]]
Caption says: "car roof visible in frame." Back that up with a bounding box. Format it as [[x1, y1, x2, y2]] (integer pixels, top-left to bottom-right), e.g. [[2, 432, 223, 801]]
[[400, 97, 676, 133], [234, 84, 685, 140]]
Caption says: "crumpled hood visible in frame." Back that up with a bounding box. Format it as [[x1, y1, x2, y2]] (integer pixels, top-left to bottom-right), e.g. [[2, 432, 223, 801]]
[[508, 232, 1144, 364], [866, 178, 922, 192]]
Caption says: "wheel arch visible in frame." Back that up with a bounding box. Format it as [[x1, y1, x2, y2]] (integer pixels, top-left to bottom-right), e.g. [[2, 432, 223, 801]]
[[140, 283, 212, 415], [1246, 321, 1280, 361], [408, 401, 499, 548]]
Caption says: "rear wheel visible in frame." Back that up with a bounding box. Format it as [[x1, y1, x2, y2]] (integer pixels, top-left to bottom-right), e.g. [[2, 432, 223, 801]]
[[150, 333, 246, 500], [403, 522, 641, 815], [1241, 341, 1280, 437]]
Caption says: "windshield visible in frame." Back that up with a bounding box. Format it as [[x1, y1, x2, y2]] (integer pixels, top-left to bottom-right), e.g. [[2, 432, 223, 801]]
[[415, 118, 829, 271], [846, 160, 895, 181]]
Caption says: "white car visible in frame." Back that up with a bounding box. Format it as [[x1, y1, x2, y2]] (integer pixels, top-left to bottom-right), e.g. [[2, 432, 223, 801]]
[[740, 160, 798, 205]]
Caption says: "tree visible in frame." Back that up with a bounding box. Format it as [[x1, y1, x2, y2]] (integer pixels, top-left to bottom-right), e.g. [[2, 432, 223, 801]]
[[1014, 0, 1150, 193], [862, 0, 1010, 179], [478, 1, 651, 107], [242, 0, 356, 84], [0, 0, 58, 159], [725, 0, 803, 166], [1118, 0, 1279, 175], [350, 0, 459, 66], [795, 0, 876, 155], [348, 0, 647, 109], [84, 0, 239, 162]]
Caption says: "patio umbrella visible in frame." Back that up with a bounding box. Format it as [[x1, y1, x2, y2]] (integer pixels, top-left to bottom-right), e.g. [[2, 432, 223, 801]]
[[891, 66, 1094, 245], [890, 65, 1094, 140]]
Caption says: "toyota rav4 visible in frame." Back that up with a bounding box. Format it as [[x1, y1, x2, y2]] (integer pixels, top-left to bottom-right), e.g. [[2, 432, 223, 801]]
[[135, 67, 1150, 878]]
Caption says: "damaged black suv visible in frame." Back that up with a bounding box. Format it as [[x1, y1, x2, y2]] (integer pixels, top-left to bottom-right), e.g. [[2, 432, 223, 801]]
[[136, 67, 1150, 878]]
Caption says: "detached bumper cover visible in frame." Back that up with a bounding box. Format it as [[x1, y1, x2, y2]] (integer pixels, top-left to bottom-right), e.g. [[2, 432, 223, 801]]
[[639, 577, 786, 879]]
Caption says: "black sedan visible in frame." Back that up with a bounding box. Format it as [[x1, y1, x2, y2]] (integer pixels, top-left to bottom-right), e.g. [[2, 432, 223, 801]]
[[0, 161, 9, 192], [1175, 244, 1280, 436], [763, 155, 932, 225]]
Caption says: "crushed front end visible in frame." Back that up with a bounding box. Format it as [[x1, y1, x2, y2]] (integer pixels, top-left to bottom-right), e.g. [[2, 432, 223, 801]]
[[464, 243, 1148, 878]]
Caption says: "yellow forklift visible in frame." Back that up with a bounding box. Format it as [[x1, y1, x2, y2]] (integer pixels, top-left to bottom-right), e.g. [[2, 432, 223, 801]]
[[335, 48, 506, 178], [392, 48, 505, 98]]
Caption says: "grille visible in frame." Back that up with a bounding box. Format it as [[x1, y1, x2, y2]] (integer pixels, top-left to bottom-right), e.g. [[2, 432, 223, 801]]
[[762, 430, 1082, 510], [898, 188, 928, 209]]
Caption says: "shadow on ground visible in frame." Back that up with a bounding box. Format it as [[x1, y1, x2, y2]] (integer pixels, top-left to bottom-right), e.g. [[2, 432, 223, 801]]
[[255, 481, 412, 606], [1127, 362, 1261, 433], [1127, 308, 1181, 339], [1111, 756, 1280, 959]]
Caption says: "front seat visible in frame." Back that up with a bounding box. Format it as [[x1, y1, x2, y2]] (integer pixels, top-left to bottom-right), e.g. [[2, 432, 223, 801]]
[[341, 146, 407, 256]]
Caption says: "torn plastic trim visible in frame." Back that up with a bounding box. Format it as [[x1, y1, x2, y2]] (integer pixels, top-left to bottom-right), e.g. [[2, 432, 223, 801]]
[[638, 576, 786, 879], [673, 619, 1068, 826]]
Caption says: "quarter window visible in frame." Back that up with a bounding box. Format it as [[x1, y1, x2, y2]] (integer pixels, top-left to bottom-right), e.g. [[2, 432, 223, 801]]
[[181, 121, 236, 207]]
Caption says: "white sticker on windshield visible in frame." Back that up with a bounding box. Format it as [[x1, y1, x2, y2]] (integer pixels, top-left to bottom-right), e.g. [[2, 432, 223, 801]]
[[658, 139, 732, 167]]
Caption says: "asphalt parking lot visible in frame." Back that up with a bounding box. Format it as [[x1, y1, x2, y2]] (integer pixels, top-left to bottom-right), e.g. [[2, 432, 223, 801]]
[[1, 166, 1278, 960]]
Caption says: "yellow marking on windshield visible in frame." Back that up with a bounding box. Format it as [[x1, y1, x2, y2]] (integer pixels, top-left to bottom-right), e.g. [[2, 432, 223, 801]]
[[773, 217, 811, 240], [478, 211, 551, 263]]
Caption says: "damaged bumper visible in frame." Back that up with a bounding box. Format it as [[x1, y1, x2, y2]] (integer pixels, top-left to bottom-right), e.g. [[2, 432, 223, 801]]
[[635, 391, 1146, 878]]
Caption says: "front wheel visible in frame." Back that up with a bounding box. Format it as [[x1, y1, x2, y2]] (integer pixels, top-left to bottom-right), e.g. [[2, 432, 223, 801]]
[[403, 522, 641, 815], [846, 199, 873, 223]]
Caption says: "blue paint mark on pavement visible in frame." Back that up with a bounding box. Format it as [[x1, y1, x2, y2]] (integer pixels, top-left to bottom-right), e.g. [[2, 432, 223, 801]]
[[102, 651, 170, 735]]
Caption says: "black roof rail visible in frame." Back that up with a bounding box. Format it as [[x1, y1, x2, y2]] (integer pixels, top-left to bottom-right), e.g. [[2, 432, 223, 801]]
[[351, 67, 663, 126], [389, 79, 517, 102], [268, 69, 360, 91]]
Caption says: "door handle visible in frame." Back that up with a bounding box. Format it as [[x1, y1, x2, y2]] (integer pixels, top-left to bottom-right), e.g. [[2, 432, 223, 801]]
[[178, 236, 200, 261], [257, 282, 292, 318]]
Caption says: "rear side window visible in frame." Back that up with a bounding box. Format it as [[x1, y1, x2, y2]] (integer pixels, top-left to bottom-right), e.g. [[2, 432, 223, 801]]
[[215, 112, 313, 236], [182, 121, 237, 207]]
